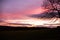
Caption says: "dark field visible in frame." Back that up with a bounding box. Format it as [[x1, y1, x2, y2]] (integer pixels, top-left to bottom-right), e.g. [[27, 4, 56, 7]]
[[0, 26, 60, 40]]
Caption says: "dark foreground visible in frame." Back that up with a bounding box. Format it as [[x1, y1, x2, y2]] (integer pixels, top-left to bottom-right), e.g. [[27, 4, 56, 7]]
[[0, 26, 60, 40]]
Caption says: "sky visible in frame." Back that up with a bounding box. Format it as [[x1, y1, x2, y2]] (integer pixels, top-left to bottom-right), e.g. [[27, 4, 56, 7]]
[[1, 0, 48, 19], [0, 0, 60, 28]]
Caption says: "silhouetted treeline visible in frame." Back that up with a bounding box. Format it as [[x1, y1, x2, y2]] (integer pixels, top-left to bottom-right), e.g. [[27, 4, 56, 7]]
[[0, 26, 60, 31]]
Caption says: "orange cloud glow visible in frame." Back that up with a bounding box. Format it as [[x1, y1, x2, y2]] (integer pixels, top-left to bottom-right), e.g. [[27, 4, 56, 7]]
[[1, 7, 49, 20], [25, 7, 49, 15]]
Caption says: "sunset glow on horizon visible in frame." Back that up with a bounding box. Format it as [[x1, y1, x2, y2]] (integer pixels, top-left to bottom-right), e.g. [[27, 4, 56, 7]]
[[0, 0, 60, 28], [0, 18, 59, 28]]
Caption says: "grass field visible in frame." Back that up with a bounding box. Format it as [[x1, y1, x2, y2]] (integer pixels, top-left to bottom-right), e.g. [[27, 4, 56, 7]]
[[0, 26, 60, 40]]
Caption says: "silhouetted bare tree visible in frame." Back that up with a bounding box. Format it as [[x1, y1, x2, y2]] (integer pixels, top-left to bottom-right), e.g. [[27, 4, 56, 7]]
[[43, 0, 60, 18]]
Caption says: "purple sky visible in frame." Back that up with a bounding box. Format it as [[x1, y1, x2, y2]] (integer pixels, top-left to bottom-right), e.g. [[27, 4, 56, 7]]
[[1, 0, 48, 19]]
